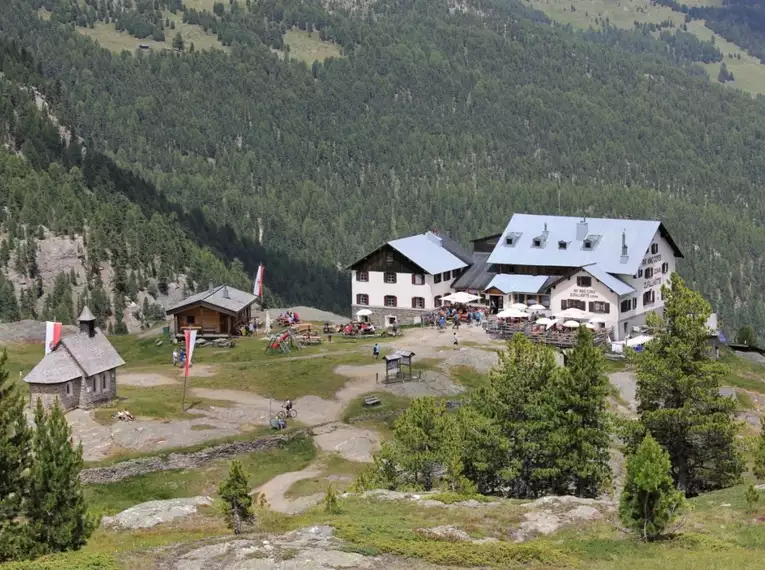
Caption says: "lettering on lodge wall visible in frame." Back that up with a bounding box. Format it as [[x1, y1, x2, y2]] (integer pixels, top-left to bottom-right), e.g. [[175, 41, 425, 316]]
[[570, 287, 599, 300]]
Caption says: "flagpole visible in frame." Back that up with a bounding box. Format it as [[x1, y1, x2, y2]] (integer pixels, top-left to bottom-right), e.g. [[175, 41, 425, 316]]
[[181, 368, 188, 412]]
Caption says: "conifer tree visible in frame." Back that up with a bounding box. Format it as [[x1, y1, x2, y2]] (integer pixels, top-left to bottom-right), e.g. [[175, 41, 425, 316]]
[[753, 417, 765, 480], [25, 400, 96, 557], [0, 350, 32, 562], [635, 274, 743, 495], [547, 326, 612, 497], [619, 434, 685, 541], [218, 460, 253, 534]]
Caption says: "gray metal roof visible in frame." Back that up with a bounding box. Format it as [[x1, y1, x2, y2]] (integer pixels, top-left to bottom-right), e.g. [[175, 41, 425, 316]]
[[487, 214, 681, 275], [582, 264, 635, 296], [452, 252, 493, 291], [24, 329, 125, 385], [485, 275, 551, 294], [167, 285, 258, 316], [439, 234, 474, 265], [78, 306, 96, 322], [388, 233, 468, 275]]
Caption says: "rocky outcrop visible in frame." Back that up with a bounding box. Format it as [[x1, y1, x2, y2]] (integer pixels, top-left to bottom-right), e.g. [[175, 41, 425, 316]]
[[81, 430, 307, 485], [102, 496, 213, 529], [513, 495, 614, 541]]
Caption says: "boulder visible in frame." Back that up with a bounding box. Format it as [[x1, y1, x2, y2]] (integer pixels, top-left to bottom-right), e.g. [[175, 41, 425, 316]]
[[564, 505, 602, 521], [417, 525, 472, 542], [101, 496, 213, 530]]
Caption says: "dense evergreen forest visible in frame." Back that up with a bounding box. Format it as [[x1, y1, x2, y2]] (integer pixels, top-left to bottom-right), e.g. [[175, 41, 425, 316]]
[[4, 0, 765, 331]]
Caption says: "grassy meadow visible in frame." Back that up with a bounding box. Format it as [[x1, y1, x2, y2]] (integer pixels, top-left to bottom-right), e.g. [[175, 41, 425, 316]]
[[281, 29, 343, 64], [525, 0, 765, 95]]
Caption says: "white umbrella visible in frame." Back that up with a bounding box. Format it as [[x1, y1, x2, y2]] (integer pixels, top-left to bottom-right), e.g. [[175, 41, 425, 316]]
[[585, 322, 597, 329], [626, 335, 654, 347], [497, 308, 529, 319], [562, 320, 581, 328], [356, 309, 373, 317], [443, 292, 480, 304], [264, 311, 272, 335], [588, 317, 608, 324], [535, 317, 553, 325], [555, 308, 590, 320], [528, 304, 546, 311], [546, 318, 560, 331], [510, 303, 529, 310]]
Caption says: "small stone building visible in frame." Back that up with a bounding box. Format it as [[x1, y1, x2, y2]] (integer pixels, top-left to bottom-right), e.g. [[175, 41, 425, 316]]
[[24, 307, 125, 411]]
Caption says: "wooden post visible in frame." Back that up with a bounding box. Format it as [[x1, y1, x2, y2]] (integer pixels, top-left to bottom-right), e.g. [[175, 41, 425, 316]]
[[181, 367, 188, 412]]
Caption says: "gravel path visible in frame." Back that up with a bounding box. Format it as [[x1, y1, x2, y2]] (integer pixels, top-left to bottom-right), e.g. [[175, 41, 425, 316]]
[[258, 306, 349, 325], [254, 463, 325, 514], [608, 371, 637, 412]]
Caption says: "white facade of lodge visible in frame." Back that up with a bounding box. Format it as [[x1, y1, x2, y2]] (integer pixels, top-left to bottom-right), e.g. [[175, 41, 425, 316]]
[[348, 213, 683, 340]]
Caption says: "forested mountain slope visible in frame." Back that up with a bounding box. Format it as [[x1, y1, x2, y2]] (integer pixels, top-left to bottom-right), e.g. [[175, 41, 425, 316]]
[[5, 0, 765, 331]]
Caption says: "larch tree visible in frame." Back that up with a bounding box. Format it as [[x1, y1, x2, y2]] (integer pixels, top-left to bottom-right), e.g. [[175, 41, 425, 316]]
[[25, 399, 96, 557], [0, 349, 32, 562], [218, 460, 253, 534], [634, 273, 743, 496]]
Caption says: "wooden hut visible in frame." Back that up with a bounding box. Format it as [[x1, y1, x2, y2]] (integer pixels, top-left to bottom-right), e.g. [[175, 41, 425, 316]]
[[166, 285, 258, 338]]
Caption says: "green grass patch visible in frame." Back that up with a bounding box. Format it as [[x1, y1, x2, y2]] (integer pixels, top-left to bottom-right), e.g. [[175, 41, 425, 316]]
[[428, 491, 493, 504], [450, 365, 488, 391], [283, 29, 342, 64], [92, 384, 231, 422], [190, 423, 217, 431], [84, 435, 316, 516], [736, 391, 756, 411], [720, 349, 765, 394], [285, 454, 366, 498], [341, 391, 411, 423], [603, 358, 628, 373], [0, 551, 119, 569]]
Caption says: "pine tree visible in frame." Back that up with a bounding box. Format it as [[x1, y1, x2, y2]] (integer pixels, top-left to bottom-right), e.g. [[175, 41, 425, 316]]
[[619, 434, 685, 541], [548, 326, 612, 497], [635, 274, 743, 495], [753, 418, 765, 480], [25, 400, 96, 557], [0, 350, 32, 562], [127, 271, 139, 302], [218, 460, 253, 534]]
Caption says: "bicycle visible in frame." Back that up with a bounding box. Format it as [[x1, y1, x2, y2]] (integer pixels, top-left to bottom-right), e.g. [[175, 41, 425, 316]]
[[277, 407, 297, 420]]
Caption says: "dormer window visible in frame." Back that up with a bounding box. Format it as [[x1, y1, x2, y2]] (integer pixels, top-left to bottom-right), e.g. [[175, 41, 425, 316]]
[[505, 232, 522, 247], [558, 241, 567, 250], [506, 236, 514, 246], [532, 238, 542, 248], [583, 239, 592, 250]]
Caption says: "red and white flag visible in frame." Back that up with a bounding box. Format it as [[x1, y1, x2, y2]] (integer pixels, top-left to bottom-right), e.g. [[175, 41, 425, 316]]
[[184, 329, 198, 377], [253, 264, 264, 298], [45, 321, 62, 355]]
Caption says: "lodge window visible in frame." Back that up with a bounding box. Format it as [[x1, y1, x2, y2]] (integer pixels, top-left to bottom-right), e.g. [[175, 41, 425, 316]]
[[384, 272, 397, 284], [516, 293, 527, 304], [506, 236, 514, 245], [561, 299, 586, 311], [92, 377, 97, 392], [645, 268, 653, 279], [620, 299, 632, 312], [385, 252, 394, 264], [356, 271, 369, 282], [412, 274, 425, 285], [433, 273, 442, 284], [589, 301, 610, 314], [356, 294, 369, 305], [66, 382, 71, 396], [632, 298, 637, 310], [651, 243, 659, 255], [186, 315, 195, 325], [532, 238, 542, 248], [102, 374, 108, 390], [576, 276, 592, 288], [434, 295, 443, 307], [442, 271, 451, 281], [637, 269, 643, 278], [643, 290, 655, 306], [412, 297, 425, 309], [583, 239, 592, 250], [384, 295, 397, 307], [558, 241, 567, 250], [662, 262, 669, 274]]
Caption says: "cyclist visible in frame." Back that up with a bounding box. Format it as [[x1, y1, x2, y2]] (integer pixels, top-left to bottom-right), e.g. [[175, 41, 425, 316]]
[[284, 399, 293, 414]]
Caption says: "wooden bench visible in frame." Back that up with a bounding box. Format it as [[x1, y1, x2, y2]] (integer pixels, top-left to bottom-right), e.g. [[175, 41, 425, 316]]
[[363, 396, 381, 407]]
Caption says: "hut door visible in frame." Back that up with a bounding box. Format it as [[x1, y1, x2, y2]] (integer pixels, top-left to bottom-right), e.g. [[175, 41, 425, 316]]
[[220, 313, 228, 334]]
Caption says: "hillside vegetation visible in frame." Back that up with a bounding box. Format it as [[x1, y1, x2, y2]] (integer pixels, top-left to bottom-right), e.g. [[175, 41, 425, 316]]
[[4, 0, 765, 331]]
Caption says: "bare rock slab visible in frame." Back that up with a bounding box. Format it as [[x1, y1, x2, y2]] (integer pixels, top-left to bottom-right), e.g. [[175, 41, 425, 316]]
[[102, 496, 213, 529]]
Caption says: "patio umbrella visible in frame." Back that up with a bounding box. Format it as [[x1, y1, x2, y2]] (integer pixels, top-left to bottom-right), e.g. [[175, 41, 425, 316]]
[[546, 319, 560, 331], [562, 320, 581, 328], [585, 322, 597, 329], [528, 304, 546, 311], [510, 302, 529, 310], [588, 317, 608, 324], [535, 317, 553, 325], [497, 308, 530, 319], [443, 292, 481, 304], [356, 309, 373, 317], [555, 308, 590, 320]]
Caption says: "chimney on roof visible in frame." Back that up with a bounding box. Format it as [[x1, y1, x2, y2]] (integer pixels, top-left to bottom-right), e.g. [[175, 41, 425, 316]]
[[222, 286, 230, 299], [620, 230, 629, 264], [78, 305, 96, 338], [576, 216, 588, 241]]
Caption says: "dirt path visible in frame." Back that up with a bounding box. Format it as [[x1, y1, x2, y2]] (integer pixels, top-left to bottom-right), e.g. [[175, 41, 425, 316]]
[[254, 462, 325, 514], [608, 370, 637, 413]]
